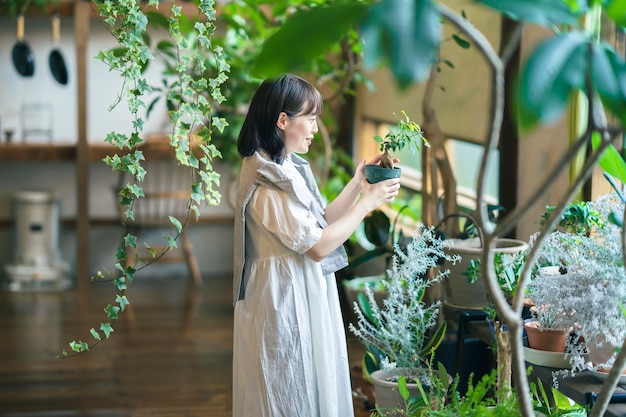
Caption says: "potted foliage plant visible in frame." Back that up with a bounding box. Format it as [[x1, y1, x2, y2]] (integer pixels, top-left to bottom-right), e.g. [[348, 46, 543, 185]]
[[364, 111, 428, 183], [349, 224, 461, 410], [527, 192, 626, 374], [439, 213, 529, 311], [342, 205, 415, 323], [523, 304, 568, 353]]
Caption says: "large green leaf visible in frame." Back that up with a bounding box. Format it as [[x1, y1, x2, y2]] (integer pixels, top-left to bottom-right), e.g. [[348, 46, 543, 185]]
[[592, 131, 626, 184], [251, 3, 369, 77], [517, 31, 589, 130], [360, 0, 441, 87], [590, 42, 626, 126], [606, 0, 626, 27], [357, 292, 380, 327], [477, 0, 586, 26], [363, 209, 391, 247], [419, 321, 447, 357], [361, 350, 379, 383]]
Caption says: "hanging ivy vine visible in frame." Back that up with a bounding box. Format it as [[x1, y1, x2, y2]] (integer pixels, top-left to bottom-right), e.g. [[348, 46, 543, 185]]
[[62, 0, 228, 356]]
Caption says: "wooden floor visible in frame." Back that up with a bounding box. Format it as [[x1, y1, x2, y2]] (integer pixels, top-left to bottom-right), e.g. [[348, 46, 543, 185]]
[[0, 273, 372, 417]]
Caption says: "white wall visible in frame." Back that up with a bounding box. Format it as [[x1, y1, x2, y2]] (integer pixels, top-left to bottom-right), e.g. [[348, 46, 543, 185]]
[[0, 14, 235, 280]]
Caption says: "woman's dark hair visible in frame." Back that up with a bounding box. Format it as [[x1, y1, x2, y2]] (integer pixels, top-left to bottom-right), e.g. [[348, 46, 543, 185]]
[[237, 73, 323, 164]]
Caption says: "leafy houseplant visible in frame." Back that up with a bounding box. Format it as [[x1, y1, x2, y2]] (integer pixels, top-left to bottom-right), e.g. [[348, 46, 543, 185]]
[[364, 111, 428, 184], [372, 363, 521, 417], [349, 225, 461, 409], [62, 0, 226, 355], [528, 192, 626, 373]]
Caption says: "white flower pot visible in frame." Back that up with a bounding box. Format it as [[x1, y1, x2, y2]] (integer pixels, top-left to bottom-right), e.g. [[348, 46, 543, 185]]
[[443, 237, 528, 309], [370, 368, 424, 413]]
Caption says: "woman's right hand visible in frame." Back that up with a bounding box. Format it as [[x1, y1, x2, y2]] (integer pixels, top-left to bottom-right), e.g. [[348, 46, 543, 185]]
[[360, 177, 401, 212]]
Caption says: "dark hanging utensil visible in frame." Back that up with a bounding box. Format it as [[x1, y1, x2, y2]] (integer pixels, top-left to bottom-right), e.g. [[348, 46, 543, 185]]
[[48, 14, 68, 85], [12, 14, 35, 77]]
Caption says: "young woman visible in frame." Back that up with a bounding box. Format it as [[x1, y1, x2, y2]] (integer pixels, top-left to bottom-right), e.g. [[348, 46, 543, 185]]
[[232, 73, 400, 417]]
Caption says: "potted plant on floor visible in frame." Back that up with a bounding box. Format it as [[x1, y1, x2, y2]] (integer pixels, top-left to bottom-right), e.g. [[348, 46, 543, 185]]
[[528, 192, 626, 375], [349, 224, 461, 412], [364, 111, 429, 184], [371, 363, 522, 416]]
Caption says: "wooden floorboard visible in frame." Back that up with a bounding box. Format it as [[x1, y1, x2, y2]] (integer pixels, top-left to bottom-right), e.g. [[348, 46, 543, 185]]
[[0, 273, 372, 417]]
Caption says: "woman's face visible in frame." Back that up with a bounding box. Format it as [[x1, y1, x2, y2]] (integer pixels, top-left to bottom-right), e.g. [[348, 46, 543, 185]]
[[278, 112, 318, 155]]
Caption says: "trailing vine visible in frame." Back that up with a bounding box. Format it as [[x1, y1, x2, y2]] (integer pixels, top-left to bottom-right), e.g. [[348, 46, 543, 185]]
[[62, 0, 228, 356]]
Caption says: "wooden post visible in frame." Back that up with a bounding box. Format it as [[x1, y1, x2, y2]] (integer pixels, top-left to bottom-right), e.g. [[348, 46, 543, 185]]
[[496, 321, 512, 401], [74, 0, 90, 288]]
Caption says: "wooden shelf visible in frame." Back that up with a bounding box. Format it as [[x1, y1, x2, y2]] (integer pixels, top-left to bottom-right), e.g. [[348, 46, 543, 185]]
[[0, 143, 75, 161], [0, 141, 185, 162]]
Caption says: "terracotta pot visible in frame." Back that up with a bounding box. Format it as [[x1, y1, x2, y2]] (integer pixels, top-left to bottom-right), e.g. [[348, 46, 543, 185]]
[[524, 320, 567, 352]]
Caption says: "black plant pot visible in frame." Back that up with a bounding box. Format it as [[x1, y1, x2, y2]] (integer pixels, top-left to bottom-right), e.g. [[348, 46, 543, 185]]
[[364, 164, 401, 184]]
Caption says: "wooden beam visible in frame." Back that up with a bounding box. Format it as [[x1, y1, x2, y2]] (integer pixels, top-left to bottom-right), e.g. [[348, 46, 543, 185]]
[[75, 0, 90, 287]]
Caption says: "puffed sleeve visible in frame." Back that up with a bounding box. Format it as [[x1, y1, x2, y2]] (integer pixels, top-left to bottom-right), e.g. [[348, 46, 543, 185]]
[[248, 186, 322, 254]]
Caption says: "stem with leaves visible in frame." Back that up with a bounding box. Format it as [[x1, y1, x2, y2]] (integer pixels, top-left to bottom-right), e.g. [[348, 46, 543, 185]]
[[62, 0, 228, 356]]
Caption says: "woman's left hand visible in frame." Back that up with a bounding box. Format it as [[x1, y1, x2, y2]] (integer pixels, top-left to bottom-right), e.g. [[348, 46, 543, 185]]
[[353, 155, 400, 184]]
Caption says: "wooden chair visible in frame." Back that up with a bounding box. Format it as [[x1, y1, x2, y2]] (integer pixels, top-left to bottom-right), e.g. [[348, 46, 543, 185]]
[[114, 135, 203, 286]]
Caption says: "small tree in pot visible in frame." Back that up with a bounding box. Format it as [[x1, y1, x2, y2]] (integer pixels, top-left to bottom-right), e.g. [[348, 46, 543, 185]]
[[365, 111, 429, 183]]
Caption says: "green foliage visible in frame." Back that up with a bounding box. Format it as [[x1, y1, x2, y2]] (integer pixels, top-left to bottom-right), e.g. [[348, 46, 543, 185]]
[[530, 375, 587, 416], [64, 0, 226, 355], [465, 250, 526, 295], [0, 0, 54, 14], [372, 364, 521, 416], [540, 200, 603, 235], [374, 111, 428, 155], [349, 225, 460, 373], [252, 3, 369, 78], [529, 192, 626, 372], [348, 205, 416, 275], [253, 0, 626, 177]]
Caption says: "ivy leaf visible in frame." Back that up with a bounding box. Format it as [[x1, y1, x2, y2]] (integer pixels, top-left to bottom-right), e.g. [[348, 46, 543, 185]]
[[116, 295, 130, 312], [144, 243, 156, 258], [90, 328, 102, 341], [124, 233, 137, 249], [252, 3, 369, 77], [104, 304, 121, 321], [100, 323, 114, 339], [169, 216, 183, 233], [69, 340, 89, 353], [164, 235, 178, 250]]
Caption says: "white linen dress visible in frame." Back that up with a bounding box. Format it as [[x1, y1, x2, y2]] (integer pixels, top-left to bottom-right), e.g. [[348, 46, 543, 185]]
[[232, 158, 354, 417]]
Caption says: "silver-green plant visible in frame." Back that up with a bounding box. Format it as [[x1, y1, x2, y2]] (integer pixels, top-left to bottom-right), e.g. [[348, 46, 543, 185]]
[[528, 192, 626, 373], [349, 225, 461, 378]]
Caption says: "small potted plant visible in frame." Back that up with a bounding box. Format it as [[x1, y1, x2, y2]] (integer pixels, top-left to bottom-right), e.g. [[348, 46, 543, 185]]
[[523, 304, 568, 353], [364, 111, 429, 183], [349, 224, 461, 410]]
